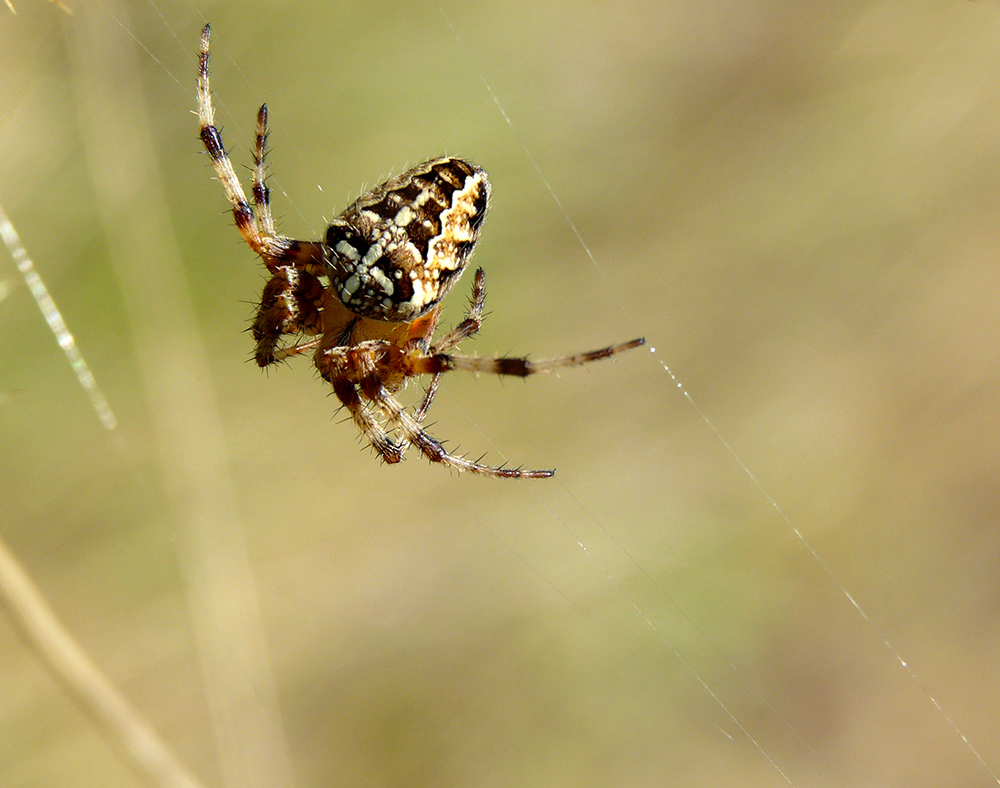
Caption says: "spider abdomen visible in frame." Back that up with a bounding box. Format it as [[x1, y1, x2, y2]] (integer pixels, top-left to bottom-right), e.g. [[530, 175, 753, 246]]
[[323, 157, 490, 323]]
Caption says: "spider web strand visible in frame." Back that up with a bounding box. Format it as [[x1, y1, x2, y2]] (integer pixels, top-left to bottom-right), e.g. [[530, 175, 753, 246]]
[[439, 8, 999, 784], [651, 350, 1000, 786], [0, 201, 117, 431]]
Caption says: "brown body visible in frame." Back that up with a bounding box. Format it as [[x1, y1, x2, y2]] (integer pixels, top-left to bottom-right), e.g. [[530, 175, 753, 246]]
[[197, 24, 643, 478]]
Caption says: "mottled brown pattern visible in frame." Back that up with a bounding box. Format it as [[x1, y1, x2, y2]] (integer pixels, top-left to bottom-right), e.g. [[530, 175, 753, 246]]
[[197, 24, 643, 478], [323, 157, 489, 321]]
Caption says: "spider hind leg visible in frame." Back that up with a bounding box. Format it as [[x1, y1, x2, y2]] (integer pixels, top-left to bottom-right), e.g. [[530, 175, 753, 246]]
[[317, 340, 554, 479], [368, 379, 555, 479]]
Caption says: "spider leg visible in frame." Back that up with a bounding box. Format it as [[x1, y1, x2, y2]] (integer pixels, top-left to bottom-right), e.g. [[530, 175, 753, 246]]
[[393, 271, 482, 454], [393, 372, 441, 457], [387, 335, 644, 476], [252, 266, 325, 367], [368, 378, 554, 479], [391, 269, 481, 452], [430, 268, 487, 353], [330, 378, 405, 465], [406, 337, 646, 378], [317, 342, 549, 477], [198, 25, 325, 273], [198, 25, 267, 256], [273, 334, 323, 362], [319, 345, 404, 464], [252, 104, 276, 237], [413, 373, 441, 425]]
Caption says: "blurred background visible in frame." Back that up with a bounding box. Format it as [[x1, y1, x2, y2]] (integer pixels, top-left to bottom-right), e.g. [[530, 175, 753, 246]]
[[2, 1, 1000, 786]]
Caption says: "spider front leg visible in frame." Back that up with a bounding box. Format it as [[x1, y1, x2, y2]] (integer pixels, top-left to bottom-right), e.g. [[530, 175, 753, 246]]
[[199, 24, 279, 261], [198, 24, 325, 271]]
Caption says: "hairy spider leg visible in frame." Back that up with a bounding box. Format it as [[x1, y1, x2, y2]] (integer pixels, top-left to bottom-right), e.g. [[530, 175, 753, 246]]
[[368, 375, 555, 478], [321, 334, 554, 477], [252, 104, 276, 238], [199, 24, 327, 366], [198, 24, 644, 477], [406, 337, 647, 378], [393, 268, 487, 457], [428, 268, 487, 353]]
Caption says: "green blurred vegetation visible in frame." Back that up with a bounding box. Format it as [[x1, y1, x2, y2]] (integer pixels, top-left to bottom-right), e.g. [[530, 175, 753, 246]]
[[2, 1, 1000, 786]]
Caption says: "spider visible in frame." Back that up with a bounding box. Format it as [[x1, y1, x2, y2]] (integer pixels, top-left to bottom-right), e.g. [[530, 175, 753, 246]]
[[197, 24, 644, 479]]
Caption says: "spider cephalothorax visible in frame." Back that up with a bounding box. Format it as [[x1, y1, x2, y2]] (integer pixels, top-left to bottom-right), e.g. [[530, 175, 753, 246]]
[[197, 24, 643, 478]]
